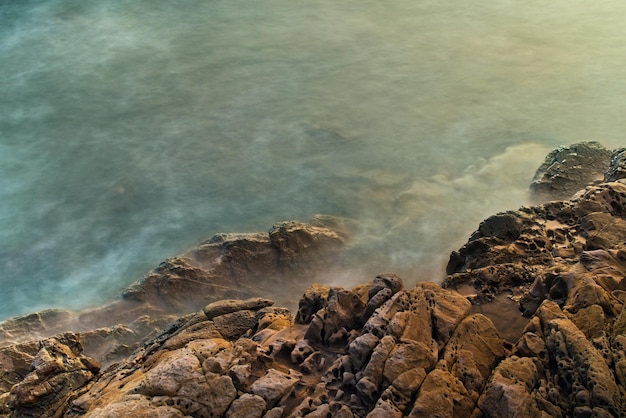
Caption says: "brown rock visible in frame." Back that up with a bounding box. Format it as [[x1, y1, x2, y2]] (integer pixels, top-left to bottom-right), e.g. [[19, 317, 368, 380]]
[[7, 334, 100, 418], [305, 287, 365, 345], [477, 356, 542, 418], [295, 284, 331, 324], [419, 282, 472, 346], [538, 300, 624, 415], [248, 368, 300, 408], [383, 341, 436, 383], [203, 298, 274, 320], [409, 368, 474, 418], [225, 393, 266, 418], [443, 313, 505, 385]]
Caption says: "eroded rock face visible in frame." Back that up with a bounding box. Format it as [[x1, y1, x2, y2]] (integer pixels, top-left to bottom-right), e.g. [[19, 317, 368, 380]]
[[48, 278, 506, 418], [443, 143, 626, 416], [2, 333, 100, 418], [122, 218, 349, 311], [2, 269, 624, 417], [0, 217, 350, 365], [2, 144, 626, 416], [445, 180, 626, 338]]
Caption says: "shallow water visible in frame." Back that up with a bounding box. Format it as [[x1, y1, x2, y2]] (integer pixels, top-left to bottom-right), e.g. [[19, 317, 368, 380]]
[[1, 0, 625, 319]]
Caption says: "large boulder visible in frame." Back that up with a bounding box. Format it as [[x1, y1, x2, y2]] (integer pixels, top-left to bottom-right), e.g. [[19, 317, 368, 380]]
[[529, 141, 613, 202]]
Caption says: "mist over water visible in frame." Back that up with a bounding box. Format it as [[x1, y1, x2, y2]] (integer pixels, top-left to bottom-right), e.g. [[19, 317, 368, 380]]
[[1, 0, 626, 320]]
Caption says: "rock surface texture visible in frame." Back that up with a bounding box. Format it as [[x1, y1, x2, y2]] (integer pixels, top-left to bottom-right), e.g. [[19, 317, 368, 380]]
[[0, 216, 351, 365], [1, 143, 626, 417]]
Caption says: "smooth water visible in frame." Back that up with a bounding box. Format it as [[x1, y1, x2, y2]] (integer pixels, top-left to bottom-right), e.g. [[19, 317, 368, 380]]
[[2, 0, 626, 320]]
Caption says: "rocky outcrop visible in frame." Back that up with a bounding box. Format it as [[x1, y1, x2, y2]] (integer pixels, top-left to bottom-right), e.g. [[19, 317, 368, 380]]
[[57, 276, 503, 418], [0, 333, 100, 418], [444, 143, 626, 416], [121, 217, 349, 310], [2, 143, 626, 416], [0, 217, 351, 365], [529, 141, 613, 202]]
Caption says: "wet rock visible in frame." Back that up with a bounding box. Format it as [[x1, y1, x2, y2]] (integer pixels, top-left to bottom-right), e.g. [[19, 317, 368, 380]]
[[0, 309, 73, 346], [304, 287, 365, 345], [7, 143, 626, 417], [122, 218, 349, 313], [530, 141, 612, 202]]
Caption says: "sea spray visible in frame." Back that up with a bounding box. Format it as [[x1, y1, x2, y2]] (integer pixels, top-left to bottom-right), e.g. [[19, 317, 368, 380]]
[[1, 0, 626, 319]]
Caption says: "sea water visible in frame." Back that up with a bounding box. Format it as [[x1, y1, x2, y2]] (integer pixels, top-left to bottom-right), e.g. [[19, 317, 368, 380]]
[[1, 0, 626, 320]]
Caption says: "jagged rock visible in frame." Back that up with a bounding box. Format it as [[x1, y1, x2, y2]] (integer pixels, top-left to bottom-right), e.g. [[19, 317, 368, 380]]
[[0, 218, 350, 373], [367, 274, 404, 299], [248, 368, 300, 408], [6, 334, 99, 418], [442, 313, 505, 383], [78, 325, 140, 365], [529, 141, 613, 202], [605, 148, 626, 182], [6, 144, 626, 417], [362, 292, 410, 339], [295, 284, 331, 324], [49, 270, 624, 418], [348, 333, 380, 370], [0, 310, 73, 347], [356, 335, 396, 404], [420, 282, 472, 347], [304, 287, 365, 345], [476, 356, 543, 418], [408, 368, 474, 418], [537, 300, 624, 416], [383, 341, 437, 383], [225, 393, 266, 418]]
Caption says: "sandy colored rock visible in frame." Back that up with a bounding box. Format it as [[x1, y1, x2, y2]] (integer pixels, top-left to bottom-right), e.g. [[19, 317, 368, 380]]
[[248, 368, 299, 408], [7, 334, 100, 418], [408, 368, 474, 418], [477, 356, 543, 418], [538, 300, 624, 416]]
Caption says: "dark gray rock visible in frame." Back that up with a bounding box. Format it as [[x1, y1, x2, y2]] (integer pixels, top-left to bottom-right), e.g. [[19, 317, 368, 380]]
[[530, 141, 613, 202]]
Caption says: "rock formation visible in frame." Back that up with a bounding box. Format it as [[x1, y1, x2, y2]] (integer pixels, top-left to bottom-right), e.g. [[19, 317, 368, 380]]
[[529, 141, 613, 202], [0, 217, 351, 364], [1, 142, 626, 417]]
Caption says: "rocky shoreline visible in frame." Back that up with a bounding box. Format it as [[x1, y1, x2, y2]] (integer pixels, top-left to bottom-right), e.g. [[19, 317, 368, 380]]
[[1, 142, 626, 417]]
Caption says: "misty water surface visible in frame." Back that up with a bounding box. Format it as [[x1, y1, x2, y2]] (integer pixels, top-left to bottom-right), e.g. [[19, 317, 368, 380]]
[[1, 0, 626, 319]]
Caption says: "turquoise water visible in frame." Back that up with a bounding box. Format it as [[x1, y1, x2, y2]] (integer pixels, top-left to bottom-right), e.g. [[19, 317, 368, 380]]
[[1, 0, 626, 319]]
